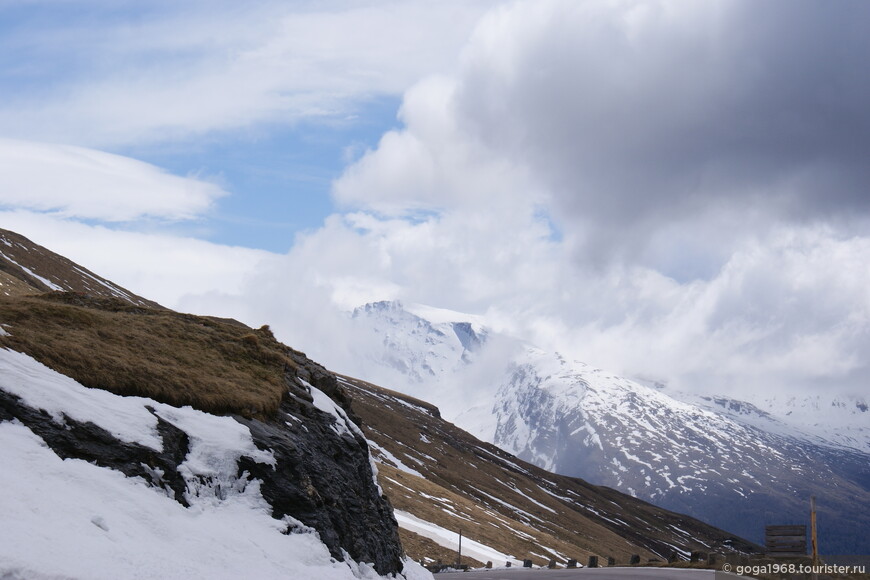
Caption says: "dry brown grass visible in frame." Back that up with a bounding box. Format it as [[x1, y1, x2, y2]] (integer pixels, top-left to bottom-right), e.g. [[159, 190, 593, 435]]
[[0, 271, 37, 298], [0, 292, 297, 418]]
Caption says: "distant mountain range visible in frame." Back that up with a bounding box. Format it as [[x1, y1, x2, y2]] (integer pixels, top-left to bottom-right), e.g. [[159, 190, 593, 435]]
[[348, 300, 870, 555]]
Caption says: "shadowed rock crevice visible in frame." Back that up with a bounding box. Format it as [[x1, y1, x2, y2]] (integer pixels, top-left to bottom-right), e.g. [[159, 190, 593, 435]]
[[236, 371, 403, 575]]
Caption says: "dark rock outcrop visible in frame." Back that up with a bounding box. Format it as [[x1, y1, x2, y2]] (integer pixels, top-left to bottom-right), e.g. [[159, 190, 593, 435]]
[[0, 390, 191, 504], [236, 352, 403, 574], [237, 394, 402, 574]]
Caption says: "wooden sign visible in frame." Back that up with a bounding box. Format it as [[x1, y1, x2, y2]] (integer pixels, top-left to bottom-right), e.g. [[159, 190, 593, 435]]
[[765, 525, 807, 557]]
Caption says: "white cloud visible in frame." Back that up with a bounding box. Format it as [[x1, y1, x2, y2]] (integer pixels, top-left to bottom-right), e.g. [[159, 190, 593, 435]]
[[0, 1, 503, 147], [0, 139, 225, 222], [0, 211, 273, 309], [308, 0, 870, 398]]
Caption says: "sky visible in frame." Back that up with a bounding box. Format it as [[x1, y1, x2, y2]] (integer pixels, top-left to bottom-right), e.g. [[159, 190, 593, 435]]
[[1, 0, 869, 400]]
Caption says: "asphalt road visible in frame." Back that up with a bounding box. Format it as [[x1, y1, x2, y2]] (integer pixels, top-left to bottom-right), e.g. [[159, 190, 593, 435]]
[[437, 568, 742, 580]]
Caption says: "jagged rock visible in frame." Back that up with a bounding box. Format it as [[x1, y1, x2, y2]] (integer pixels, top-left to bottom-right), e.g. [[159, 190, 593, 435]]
[[236, 391, 403, 574]]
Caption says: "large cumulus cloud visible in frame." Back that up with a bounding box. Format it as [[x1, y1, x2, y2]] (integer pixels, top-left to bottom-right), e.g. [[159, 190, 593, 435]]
[[339, 0, 870, 267], [317, 0, 870, 396]]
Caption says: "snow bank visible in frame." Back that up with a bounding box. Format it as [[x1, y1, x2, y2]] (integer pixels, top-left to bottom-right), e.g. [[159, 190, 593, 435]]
[[393, 510, 519, 567], [0, 349, 432, 580], [0, 348, 163, 450]]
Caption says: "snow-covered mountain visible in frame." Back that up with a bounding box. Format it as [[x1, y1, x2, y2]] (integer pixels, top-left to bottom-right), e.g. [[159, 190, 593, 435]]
[[347, 301, 504, 422], [692, 391, 870, 454], [350, 301, 489, 382], [348, 301, 870, 555]]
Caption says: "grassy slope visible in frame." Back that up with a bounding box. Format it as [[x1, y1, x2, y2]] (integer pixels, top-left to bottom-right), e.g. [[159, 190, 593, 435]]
[[0, 292, 295, 418]]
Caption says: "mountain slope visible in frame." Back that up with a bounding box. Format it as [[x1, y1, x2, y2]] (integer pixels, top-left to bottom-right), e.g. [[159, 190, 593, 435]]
[[0, 228, 159, 307], [0, 229, 768, 578], [0, 291, 409, 576], [0, 228, 762, 579], [491, 348, 870, 555], [0, 230, 424, 578], [342, 374, 759, 568]]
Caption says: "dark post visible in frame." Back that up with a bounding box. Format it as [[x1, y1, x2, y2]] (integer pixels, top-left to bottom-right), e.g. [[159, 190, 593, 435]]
[[567, 559, 578, 568], [548, 559, 556, 569], [707, 554, 719, 566], [588, 556, 599, 568], [811, 496, 819, 567], [456, 529, 462, 568], [607, 556, 615, 566], [629, 555, 641, 565], [523, 559, 533, 568]]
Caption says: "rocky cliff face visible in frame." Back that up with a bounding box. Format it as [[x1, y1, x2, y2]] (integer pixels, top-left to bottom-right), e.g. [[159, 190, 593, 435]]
[[235, 351, 403, 573]]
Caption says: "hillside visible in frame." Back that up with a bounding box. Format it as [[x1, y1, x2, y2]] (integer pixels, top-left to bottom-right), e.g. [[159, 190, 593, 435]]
[[0, 228, 159, 307], [0, 232, 415, 578], [0, 292, 408, 576], [342, 374, 758, 568]]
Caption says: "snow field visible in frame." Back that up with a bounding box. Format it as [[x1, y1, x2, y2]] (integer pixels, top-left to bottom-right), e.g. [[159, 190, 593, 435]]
[[0, 349, 432, 580], [393, 510, 519, 567]]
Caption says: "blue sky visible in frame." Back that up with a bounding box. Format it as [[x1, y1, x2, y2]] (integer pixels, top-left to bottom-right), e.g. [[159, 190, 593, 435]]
[[117, 96, 403, 251], [0, 0, 417, 251], [1, 0, 869, 400]]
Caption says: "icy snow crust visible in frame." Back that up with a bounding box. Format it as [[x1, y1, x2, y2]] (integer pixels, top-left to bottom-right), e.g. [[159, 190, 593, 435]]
[[0, 349, 432, 580]]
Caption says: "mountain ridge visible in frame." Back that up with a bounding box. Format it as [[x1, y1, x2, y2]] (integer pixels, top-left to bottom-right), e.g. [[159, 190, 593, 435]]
[[347, 300, 870, 554]]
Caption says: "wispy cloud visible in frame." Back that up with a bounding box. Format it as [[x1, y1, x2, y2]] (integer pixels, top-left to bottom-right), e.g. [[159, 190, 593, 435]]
[[0, 138, 226, 221], [0, 0, 500, 147]]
